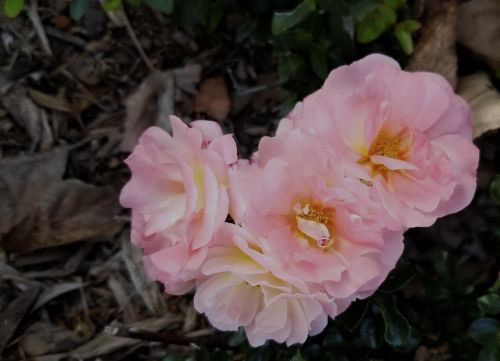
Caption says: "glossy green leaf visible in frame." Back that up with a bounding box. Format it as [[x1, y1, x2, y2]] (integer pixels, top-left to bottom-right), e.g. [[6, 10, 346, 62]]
[[144, 0, 174, 15], [395, 27, 413, 55], [478, 293, 500, 316], [356, 15, 386, 43], [272, 1, 315, 36], [378, 4, 396, 25], [291, 351, 306, 361], [101, 0, 121, 11], [356, 2, 398, 43], [347, 0, 378, 20], [383, 0, 406, 10], [246, 345, 273, 361], [398, 19, 421, 32], [310, 48, 328, 79], [208, 2, 225, 31], [380, 265, 415, 293], [433, 250, 452, 276], [69, 0, 89, 21], [360, 319, 384, 349], [469, 318, 500, 344], [278, 53, 304, 80], [3, 0, 24, 17], [227, 327, 246, 347], [322, 327, 345, 348], [336, 299, 369, 332], [490, 175, 500, 203], [478, 343, 500, 361], [375, 295, 411, 347]]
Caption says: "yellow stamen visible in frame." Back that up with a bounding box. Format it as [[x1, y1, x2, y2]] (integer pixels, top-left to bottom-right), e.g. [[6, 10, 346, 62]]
[[357, 126, 411, 180], [293, 203, 334, 250]]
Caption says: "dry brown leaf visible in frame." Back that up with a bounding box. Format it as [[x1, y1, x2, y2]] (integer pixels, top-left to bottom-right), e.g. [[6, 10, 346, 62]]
[[458, 73, 500, 138], [0, 147, 122, 252], [0, 285, 41, 355], [173, 63, 202, 95], [19, 321, 89, 356], [120, 234, 167, 316], [120, 71, 175, 152], [458, 0, 500, 69], [28, 88, 73, 113], [407, 0, 458, 88], [32, 282, 83, 311], [1, 86, 53, 150], [194, 76, 231, 122], [37, 316, 182, 361]]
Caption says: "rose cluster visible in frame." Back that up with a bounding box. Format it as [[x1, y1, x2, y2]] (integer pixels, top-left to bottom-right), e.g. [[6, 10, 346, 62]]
[[120, 55, 479, 346]]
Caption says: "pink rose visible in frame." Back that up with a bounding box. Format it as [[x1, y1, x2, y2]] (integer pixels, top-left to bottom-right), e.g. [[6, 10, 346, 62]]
[[232, 128, 404, 303], [194, 223, 338, 346], [279, 54, 479, 228], [120, 116, 237, 294]]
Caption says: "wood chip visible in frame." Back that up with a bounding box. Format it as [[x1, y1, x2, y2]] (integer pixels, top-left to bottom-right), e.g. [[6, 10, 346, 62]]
[[407, 0, 459, 88]]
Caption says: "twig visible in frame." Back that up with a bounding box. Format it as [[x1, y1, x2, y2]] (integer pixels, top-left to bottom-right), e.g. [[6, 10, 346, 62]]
[[45, 27, 86, 48], [26, 0, 53, 56], [227, 68, 285, 96], [121, 9, 155, 72]]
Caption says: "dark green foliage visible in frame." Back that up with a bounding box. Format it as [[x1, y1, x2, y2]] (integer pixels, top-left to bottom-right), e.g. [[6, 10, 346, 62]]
[[1, 0, 24, 17]]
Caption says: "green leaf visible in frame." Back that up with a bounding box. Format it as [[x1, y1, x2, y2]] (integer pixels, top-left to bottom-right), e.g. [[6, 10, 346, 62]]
[[195, 349, 231, 361], [322, 327, 345, 348], [336, 299, 369, 332], [360, 318, 384, 349], [310, 48, 328, 79], [246, 345, 273, 361], [227, 327, 246, 347], [382, 0, 406, 10], [144, 0, 174, 15], [3, 0, 24, 17], [356, 3, 398, 43], [490, 175, 500, 203], [356, 15, 386, 43], [291, 351, 306, 361], [378, 4, 396, 25], [433, 250, 452, 276], [398, 19, 421, 32], [278, 53, 304, 80], [469, 318, 500, 344], [375, 294, 411, 347], [305, 0, 317, 10], [478, 293, 500, 316], [272, 1, 315, 36], [101, 0, 121, 11], [347, 0, 378, 20], [208, 2, 225, 31], [395, 20, 421, 54], [395, 27, 413, 55], [380, 265, 415, 293], [69, 0, 88, 21], [478, 343, 500, 361]]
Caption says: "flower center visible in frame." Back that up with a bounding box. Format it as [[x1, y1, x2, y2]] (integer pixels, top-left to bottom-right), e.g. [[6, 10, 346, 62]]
[[293, 203, 333, 249], [368, 129, 410, 159], [357, 127, 411, 179]]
